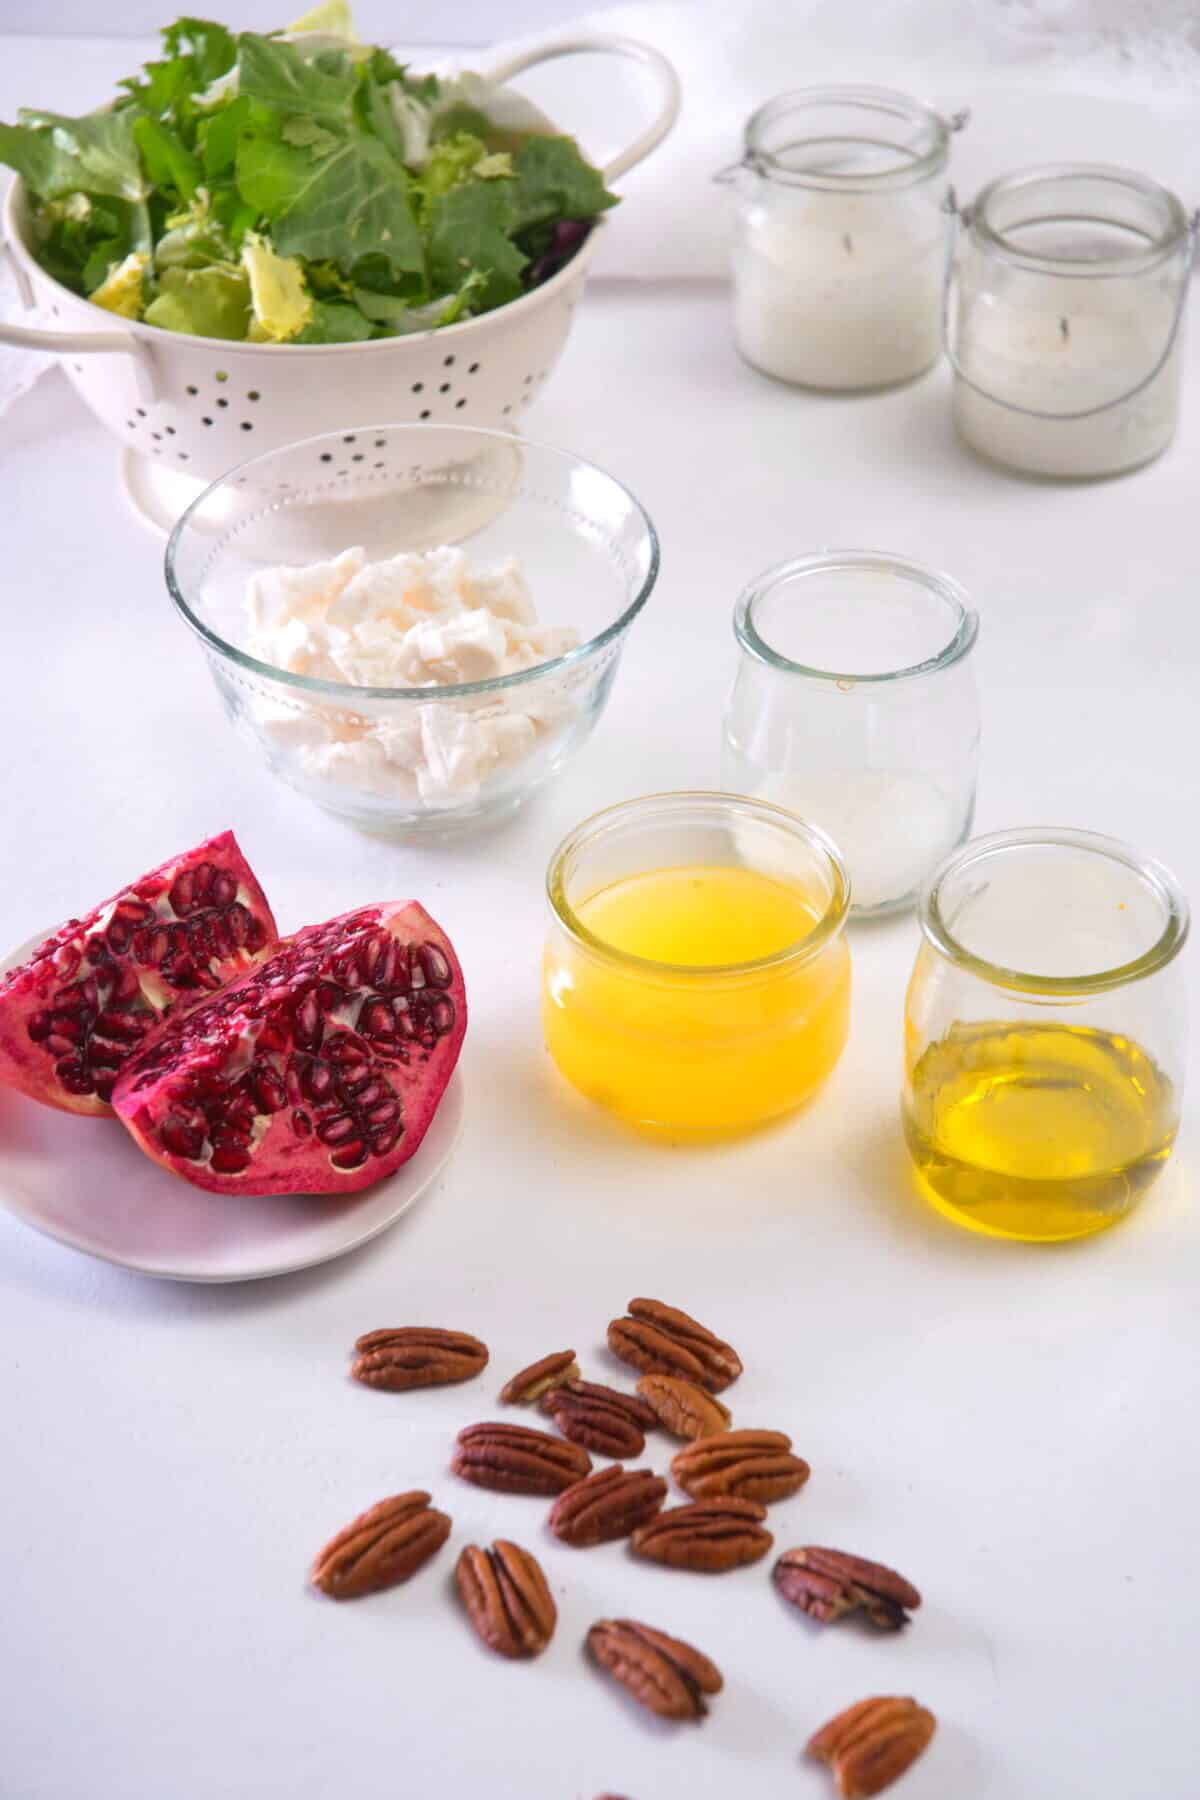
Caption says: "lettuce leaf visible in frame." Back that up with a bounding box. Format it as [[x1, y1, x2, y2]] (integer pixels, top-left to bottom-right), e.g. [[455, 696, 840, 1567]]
[[237, 124, 422, 277], [509, 136, 617, 232], [236, 33, 358, 126], [143, 262, 251, 337], [294, 298, 372, 342], [427, 180, 526, 309]]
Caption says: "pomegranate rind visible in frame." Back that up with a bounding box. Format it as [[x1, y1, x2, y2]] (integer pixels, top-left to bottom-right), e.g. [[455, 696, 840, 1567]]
[[0, 832, 278, 1118], [112, 901, 467, 1197]]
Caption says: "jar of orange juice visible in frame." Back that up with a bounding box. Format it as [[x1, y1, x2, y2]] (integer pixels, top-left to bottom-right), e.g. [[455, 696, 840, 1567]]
[[543, 792, 851, 1135]]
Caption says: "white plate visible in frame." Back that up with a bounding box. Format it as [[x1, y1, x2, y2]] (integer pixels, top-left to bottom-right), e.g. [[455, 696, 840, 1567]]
[[0, 927, 465, 1281]]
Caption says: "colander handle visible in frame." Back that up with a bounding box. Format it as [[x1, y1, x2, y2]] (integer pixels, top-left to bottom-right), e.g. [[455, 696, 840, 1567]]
[[0, 232, 159, 401], [483, 35, 681, 182]]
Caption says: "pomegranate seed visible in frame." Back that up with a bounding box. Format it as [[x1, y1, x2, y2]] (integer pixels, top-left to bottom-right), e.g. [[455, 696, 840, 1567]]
[[245, 915, 268, 953], [325, 1031, 368, 1066], [190, 966, 223, 991], [338, 1071, 373, 1100], [114, 897, 154, 925], [357, 998, 394, 1040], [95, 1009, 147, 1042], [88, 1041, 125, 1071], [368, 1124, 403, 1156], [257, 1009, 291, 1053], [55, 1057, 94, 1095], [106, 918, 133, 955], [94, 1075, 117, 1103], [210, 1143, 252, 1175], [110, 964, 141, 1003], [85, 938, 111, 966], [284, 1057, 305, 1105], [79, 977, 99, 1011], [418, 943, 452, 988], [45, 1033, 78, 1056], [317, 1113, 357, 1146], [53, 944, 82, 978], [304, 1060, 335, 1103], [350, 1079, 385, 1109], [26, 1012, 52, 1042], [222, 1096, 257, 1136], [251, 1065, 287, 1113], [293, 991, 323, 1052], [370, 936, 399, 989], [330, 1140, 368, 1171], [225, 902, 251, 948], [292, 1109, 313, 1137], [364, 1099, 400, 1127], [160, 1115, 205, 1159], [315, 981, 343, 1014], [210, 869, 237, 908], [409, 948, 426, 991], [431, 997, 456, 1034], [49, 1010, 85, 1040], [169, 869, 196, 915]]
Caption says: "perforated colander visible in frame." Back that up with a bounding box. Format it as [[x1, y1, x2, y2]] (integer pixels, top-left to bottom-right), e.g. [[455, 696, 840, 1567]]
[[0, 36, 679, 491]]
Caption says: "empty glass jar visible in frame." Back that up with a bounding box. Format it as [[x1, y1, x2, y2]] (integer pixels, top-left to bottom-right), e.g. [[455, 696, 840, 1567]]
[[948, 164, 1195, 477], [903, 828, 1189, 1242], [720, 86, 963, 390], [723, 552, 980, 915]]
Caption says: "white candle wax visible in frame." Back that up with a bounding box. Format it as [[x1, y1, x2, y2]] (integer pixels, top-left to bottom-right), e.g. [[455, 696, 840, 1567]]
[[953, 284, 1182, 477], [733, 190, 943, 390]]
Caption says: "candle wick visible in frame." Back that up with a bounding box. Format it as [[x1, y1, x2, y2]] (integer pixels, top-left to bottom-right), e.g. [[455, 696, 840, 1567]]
[[1059, 316, 1070, 343], [842, 232, 854, 256]]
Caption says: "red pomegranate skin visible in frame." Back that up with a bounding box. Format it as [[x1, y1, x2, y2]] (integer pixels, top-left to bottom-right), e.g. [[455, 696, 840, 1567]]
[[112, 902, 466, 1197], [0, 832, 277, 1118]]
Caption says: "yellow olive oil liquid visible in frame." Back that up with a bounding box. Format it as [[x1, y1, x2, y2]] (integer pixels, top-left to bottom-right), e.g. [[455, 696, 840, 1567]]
[[903, 1021, 1177, 1241]]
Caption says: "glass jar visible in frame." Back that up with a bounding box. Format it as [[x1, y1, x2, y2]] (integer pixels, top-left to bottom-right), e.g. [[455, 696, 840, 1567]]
[[719, 86, 962, 390], [948, 164, 1196, 478], [723, 552, 980, 916], [903, 828, 1189, 1243], [543, 792, 851, 1136]]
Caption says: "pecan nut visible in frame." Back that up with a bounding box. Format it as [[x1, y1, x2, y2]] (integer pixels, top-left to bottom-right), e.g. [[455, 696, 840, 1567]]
[[586, 1618, 723, 1721], [540, 1379, 657, 1458], [500, 1349, 579, 1404], [311, 1491, 451, 1599], [548, 1464, 667, 1546], [455, 1539, 557, 1659], [607, 1298, 743, 1394], [631, 1498, 773, 1573], [452, 1422, 592, 1495], [775, 1548, 921, 1630], [807, 1697, 936, 1798], [352, 1327, 488, 1392], [671, 1429, 809, 1504], [637, 1374, 732, 1441]]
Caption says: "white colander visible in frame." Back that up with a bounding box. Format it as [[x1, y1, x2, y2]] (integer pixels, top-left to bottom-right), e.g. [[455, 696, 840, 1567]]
[[0, 36, 679, 490]]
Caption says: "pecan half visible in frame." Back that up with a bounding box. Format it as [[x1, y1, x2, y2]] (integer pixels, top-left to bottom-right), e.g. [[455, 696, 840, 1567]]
[[586, 1618, 723, 1721], [452, 1422, 592, 1495], [455, 1540, 556, 1659], [807, 1697, 936, 1798], [311, 1491, 450, 1599], [631, 1498, 773, 1572], [540, 1379, 657, 1458], [671, 1429, 809, 1504], [775, 1548, 921, 1630], [500, 1349, 579, 1405], [637, 1374, 732, 1441], [607, 1298, 742, 1394], [548, 1464, 667, 1546], [352, 1327, 488, 1392]]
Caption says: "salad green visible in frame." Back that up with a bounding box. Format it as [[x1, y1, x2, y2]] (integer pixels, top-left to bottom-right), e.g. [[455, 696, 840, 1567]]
[[0, 3, 618, 343]]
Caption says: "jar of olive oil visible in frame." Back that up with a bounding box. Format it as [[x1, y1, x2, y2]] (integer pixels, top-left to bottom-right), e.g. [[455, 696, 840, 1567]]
[[902, 828, 1188, 1242]]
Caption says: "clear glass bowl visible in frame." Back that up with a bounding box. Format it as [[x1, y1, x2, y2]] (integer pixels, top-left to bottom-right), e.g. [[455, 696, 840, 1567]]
[[165, 424, 659, 836]]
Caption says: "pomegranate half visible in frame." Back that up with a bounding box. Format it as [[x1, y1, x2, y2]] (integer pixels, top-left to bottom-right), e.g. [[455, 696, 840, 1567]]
[[112, 903, 466, 1196], [0, 831, 277, 1116]]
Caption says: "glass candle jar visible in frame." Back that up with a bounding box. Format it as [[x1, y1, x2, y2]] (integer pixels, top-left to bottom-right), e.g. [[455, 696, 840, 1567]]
[[948, 164, 1196, 478], [903, 828, 1189, 1243], [723, 552, 980, 916], [543, 792, 851, 1136], [720, 87, 962, 390]]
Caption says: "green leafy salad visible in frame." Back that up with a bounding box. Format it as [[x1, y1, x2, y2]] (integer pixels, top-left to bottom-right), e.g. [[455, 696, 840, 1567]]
[[0, 1, 617, 343]]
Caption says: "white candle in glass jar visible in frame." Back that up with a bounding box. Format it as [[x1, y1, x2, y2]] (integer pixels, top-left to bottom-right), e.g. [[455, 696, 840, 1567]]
[[733, 190, 944, 390], [953, 283, 1182, 477]]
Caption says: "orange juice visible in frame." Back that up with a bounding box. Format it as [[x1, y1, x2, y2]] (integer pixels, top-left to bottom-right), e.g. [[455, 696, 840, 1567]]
[[543, 863, 851, 1135]]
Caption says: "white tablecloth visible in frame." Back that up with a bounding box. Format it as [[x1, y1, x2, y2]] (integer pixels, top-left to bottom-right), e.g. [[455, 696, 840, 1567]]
[[2, 24, 1199, 1800]]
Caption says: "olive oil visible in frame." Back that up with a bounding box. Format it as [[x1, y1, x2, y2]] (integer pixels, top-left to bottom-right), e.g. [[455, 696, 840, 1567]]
[[903, 1021, 1177, 1241]]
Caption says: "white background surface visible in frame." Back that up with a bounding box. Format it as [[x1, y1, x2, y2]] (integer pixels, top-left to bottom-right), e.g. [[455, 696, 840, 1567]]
[[3, 14, 1200, 1800]]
